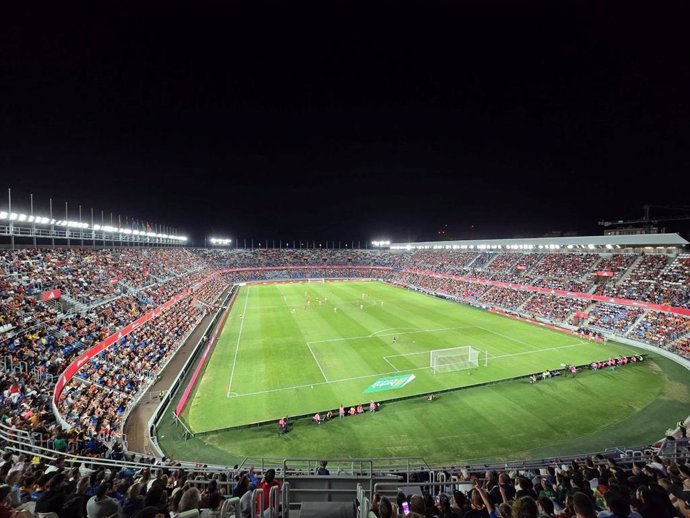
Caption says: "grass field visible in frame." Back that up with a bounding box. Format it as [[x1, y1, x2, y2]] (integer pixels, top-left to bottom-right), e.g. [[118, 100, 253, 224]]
[[185, 281, 654, 431], [163, 281, 690, 465]]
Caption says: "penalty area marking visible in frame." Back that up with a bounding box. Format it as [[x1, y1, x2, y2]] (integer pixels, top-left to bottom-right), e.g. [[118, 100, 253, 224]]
[[369, 327, 417, 337], [307, 325, 476, 346], [306, 342, 329, 382], [383, 341, 586, 371], [227, 341, 587, 399]]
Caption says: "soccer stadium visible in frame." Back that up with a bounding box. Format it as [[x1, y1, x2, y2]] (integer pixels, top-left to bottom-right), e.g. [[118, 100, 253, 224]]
[[1, 209, 689, 517], [5, 3, 690, 517]]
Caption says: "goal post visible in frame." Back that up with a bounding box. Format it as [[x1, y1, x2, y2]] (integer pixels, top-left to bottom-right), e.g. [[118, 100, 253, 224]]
[[307, 278, 325, 284], [430, 345, 485, 374]]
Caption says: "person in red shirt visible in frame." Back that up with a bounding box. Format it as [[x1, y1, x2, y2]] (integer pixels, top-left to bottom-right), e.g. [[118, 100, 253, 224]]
[[257, 469, 281, 515], [0, 484, 31, 518]]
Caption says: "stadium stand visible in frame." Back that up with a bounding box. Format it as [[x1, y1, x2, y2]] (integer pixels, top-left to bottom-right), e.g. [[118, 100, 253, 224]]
[[1, 246, 690, 517]]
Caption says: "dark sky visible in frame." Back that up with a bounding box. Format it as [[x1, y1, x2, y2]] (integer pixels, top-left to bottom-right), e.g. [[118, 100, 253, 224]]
[[2, 1, 690, 245]]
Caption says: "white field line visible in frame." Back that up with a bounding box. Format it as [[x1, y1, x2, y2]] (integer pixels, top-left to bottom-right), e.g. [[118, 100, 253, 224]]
[[245, 298, 387, 311], [226, 287, 251, 397], [476, 325, 553, 350], [486, 341, 585, 360], [307, 325, 475, 345], [383, 356, 401, 372], [228, 342, 585, 398], [306, 342, 329, 382], [369, 327, 417, 337]]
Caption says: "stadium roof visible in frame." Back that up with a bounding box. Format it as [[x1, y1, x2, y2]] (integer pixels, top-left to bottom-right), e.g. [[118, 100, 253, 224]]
[[390, 233, 689, 251]]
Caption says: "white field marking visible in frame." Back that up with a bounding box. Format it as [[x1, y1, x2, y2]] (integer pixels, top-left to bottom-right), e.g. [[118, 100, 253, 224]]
[[225, 368, 426, 398], [228, 341, 586, 399], [226, 287, 251, 397], [306, 342, 329, 382], [369, 327, 417, 337], [307, 325, 475, 345], [486, 341, 586, 359], [383, 341, 585, 369], [475, 325, 565, 350], [245, 298, 372, 310], [383, 356, 401, 372]]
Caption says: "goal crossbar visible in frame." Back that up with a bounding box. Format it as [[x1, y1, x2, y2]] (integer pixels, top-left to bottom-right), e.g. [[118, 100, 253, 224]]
[[430, 345, 486, 374]]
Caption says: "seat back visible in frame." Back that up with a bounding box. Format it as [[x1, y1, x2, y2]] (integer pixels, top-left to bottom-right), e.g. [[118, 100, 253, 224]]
[[220, 496, 240, 518]]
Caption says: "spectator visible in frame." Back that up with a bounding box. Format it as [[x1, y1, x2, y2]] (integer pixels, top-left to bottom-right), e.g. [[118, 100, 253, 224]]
[[122, 483, 145, 518], [0, 484, 31, 518], [200, 491, 222, 517], [86, 482, 122, 518], [35, 473, 68, 514], [256, 469, 280, 515], [572, 492, 596, 518], [178, 486, 201, 513]]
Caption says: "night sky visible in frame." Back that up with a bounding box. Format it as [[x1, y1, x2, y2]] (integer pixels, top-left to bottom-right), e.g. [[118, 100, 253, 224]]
[[2, 1, 690, 246]]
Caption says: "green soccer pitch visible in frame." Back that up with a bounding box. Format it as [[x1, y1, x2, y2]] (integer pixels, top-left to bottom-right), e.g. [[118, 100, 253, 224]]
[[168, 281, 690, 467]]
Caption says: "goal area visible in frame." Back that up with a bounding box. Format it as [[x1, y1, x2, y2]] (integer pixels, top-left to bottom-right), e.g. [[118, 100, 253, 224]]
[[430, 345, 485, 374]]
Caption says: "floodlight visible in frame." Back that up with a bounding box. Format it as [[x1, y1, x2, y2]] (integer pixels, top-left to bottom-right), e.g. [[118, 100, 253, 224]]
[[9, 213, 18, 221], [208, 237, 232, 246]]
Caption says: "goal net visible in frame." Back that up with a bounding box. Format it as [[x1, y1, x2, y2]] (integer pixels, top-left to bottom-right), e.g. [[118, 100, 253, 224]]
[[430, 346, 482, 374], [307, 278, 325, 284]]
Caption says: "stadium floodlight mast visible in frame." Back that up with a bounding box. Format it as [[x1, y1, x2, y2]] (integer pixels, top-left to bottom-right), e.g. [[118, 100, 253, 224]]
[[208, 237, 233, 247]]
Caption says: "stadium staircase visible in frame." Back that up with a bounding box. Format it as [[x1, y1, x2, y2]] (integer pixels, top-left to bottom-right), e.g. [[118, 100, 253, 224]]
[[59, 291, 90, 314], [116, 279, 142, 296], [615, 254, 646, 286], [624, 310, 650, 337]]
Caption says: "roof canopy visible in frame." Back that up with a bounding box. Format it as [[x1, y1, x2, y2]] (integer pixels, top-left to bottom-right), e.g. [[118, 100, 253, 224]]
[[390, 233, 688, 251]]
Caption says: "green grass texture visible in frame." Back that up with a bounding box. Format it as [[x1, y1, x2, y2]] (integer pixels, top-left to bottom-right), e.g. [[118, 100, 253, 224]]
[[159, 281, 689, 465]]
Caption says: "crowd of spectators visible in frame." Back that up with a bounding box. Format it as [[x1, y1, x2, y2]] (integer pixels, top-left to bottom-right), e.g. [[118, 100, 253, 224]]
[[0, 451, 264, 518], [376, 454, 690, 518], [521, 294, 590, 324], [1, 245, 690, 475], [668, 337, 690, 359], [587, 304, 645, 333], [58, 276, 228, 440], [595, 255, 670, 303], [629, 312, 690, 349]]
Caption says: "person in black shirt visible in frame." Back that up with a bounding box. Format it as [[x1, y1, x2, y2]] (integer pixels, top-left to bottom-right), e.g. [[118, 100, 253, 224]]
[[35, 473, 68, 515]]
